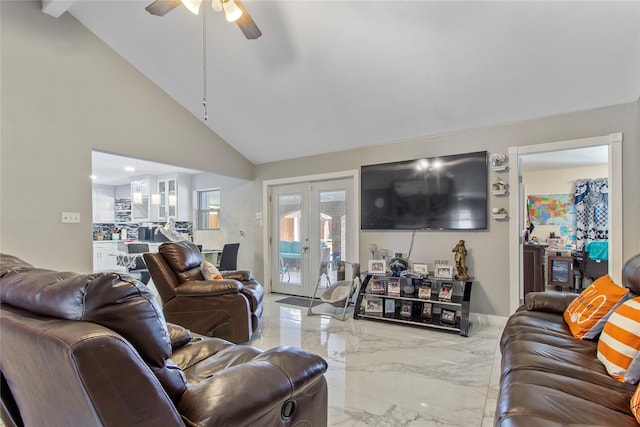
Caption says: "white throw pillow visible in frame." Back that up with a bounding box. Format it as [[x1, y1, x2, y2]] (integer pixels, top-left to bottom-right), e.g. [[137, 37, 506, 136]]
[[201, 261, 222, 280]]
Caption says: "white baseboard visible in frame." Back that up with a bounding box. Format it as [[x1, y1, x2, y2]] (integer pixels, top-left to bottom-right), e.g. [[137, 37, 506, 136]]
[[470, 312, 508, 327]]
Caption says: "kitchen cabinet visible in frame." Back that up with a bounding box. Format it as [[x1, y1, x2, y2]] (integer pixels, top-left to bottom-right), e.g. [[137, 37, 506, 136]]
[[92, 185, 115, 223], [156, 174, 192, 221], [157, 177, 177, 220], [93, 241, 118, 272]]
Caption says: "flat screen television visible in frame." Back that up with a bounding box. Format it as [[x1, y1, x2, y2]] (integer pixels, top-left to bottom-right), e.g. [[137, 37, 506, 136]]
[[361, 151, 488, 230]]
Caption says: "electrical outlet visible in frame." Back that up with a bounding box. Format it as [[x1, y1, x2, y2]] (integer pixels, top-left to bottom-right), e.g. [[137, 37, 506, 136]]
[[61, 212, 80, 223]]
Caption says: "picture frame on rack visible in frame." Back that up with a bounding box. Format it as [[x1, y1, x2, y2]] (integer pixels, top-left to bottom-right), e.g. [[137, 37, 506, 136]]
[[421, 302, 433, 319], [418, 280, 432, 300], [438, 282, 454, 302], [384, 299, 396, 318], [441, 308, 456, 324], [386, 277, 401, 297], [400, 301, 413, 318], [369, 278, 386, 295], [368, 259, 387, 275], [365, 296, 383, 317], [413, 263, 428, 276], [435, 264, 454, 279]]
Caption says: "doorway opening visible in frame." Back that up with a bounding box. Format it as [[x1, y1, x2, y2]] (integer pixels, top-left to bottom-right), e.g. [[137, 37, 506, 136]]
[[508, 133, 623, 312]]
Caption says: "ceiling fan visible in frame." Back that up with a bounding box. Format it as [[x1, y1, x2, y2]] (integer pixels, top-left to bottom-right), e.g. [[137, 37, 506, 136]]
[[145, 0, 262, 40]]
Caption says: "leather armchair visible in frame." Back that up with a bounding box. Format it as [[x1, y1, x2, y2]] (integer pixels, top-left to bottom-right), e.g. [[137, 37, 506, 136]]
[[0, 253, 327, 427], [144, 241, 263, 343]]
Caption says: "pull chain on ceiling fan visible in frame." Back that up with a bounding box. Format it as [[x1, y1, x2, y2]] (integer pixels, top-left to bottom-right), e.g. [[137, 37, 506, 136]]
[[202, 9, 208, 121], [145, 0, 261, 121]]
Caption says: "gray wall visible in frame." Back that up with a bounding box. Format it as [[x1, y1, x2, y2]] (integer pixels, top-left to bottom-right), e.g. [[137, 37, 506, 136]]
[[255, 102, 640, 317], [1, 1, 253, 271], [190, 173, 262, 276], [1, 1, 638, 318]]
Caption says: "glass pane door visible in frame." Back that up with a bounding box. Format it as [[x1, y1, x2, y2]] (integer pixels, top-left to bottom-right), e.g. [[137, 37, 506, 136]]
[[271, 178, 355, 297], [271, 183, 309, 296], [317, 187, 347, 285]]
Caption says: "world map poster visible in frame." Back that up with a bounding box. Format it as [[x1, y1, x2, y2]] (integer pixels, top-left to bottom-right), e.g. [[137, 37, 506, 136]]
[[527, 194, 575, 226]]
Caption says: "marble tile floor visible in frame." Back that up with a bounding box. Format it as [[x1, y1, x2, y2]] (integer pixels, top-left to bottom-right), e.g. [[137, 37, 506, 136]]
[[0, 294, 502, 427], [249, 293, 504, 427]]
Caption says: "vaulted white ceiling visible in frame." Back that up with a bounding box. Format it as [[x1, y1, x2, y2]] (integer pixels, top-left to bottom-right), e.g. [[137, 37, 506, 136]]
[[50, 1, 640, 165]]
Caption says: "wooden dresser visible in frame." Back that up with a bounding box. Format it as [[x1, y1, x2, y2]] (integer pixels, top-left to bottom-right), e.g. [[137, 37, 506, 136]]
[[523, 244, 546, 295]]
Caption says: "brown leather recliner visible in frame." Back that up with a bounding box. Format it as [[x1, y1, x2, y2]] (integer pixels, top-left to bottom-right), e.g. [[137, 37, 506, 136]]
[[0, 253, 328, 427], [144, 241, 263, 343]]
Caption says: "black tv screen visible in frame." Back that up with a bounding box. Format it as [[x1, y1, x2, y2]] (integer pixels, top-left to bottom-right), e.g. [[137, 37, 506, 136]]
[[361, 151, 488, 230]]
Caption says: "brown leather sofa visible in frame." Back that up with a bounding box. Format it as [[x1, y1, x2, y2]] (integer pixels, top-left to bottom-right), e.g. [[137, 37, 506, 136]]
[[144, 241, 263, 343], [0, 254, 327, 427], [496, 252, 640, 426]]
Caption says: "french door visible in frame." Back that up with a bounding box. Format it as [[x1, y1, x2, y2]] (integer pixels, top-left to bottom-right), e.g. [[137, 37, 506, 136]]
[[270, 178, 354, 297]]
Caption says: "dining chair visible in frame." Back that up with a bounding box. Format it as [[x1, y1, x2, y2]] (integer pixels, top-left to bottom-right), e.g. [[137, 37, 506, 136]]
[[219, 243, 240, 271], [127, 243, 150, 285]]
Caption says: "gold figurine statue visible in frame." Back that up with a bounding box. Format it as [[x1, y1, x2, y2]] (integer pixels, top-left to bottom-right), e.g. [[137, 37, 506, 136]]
[[452, 240, 469, 281]]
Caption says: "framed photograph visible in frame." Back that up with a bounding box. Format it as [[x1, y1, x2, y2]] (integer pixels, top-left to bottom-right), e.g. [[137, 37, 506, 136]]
[[441, 308, 457, 324], [438, 282, 453, 302], [369, 278, 386, 295], [418, 280, 432, 300], [365, 296, 383, 317], [413, 263, 428, 276], [421, 302, 433, 319], [368, 259, 387, 275], [386, 277, 401, 297], [400, 301, 412, 318], [435, 264, 454, 279], [384, 299, 396, 318]]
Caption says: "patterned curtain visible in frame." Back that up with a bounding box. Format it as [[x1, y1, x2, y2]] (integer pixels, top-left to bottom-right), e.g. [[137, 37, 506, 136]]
[[574, 178, 608, 250]]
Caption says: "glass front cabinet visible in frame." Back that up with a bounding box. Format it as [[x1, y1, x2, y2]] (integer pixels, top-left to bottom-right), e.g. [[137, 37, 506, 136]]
[[157, 178, 177, 220], [156, 174, 191, 221]]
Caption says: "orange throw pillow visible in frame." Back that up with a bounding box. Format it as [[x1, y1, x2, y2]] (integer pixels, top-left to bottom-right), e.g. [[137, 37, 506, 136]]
[[631, 382, 640, 421], [598, 297, 640, 383], [563, 274, 629, 339]]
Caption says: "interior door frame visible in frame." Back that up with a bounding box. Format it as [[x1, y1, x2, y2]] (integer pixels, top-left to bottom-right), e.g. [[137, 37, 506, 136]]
[[508, 132, 623, 313], [262, 170, 360, 293]]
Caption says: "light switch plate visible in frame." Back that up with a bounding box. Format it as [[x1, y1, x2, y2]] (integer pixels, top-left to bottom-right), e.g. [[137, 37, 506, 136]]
[[62, 212, 80, 223]]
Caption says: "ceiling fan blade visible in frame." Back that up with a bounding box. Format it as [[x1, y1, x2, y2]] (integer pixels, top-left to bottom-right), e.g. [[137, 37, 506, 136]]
[[235, 0, 262, 40], [145, 0, 182, 16]]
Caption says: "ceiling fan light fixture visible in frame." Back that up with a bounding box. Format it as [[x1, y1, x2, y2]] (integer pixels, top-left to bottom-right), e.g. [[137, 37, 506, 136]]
[[181, 0, 203, 15], [212, 0, 223, 12], [223, 0, 242, 22]]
